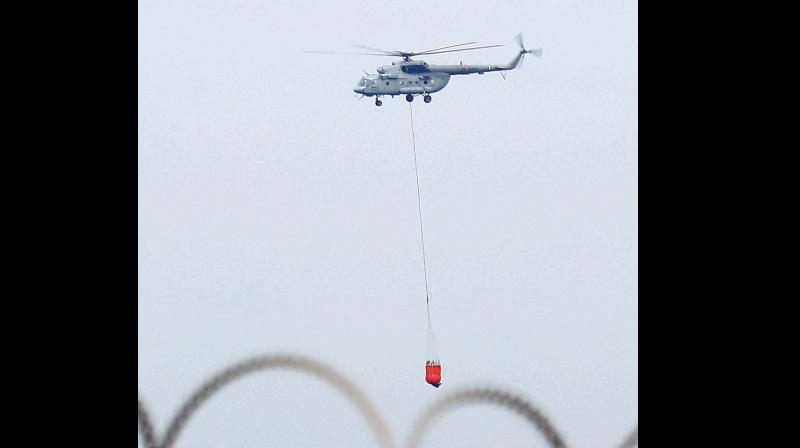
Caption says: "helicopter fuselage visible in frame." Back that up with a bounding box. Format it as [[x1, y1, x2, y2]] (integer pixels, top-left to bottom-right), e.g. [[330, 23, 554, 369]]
[[353, 52, 526, 101], [354, 61, 451, 97]]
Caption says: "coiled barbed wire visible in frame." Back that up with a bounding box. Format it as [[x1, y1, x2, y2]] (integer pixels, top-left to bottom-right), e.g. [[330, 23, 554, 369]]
[[140, 355, 634, 448], [406, 386, 568, 448], [138, 397, 158, 448], [616, 425, 637, 448], [158, 353, 395, 448]]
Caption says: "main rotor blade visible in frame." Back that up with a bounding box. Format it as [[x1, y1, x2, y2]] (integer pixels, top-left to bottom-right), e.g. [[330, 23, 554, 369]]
[[352, 44, 404, 56], [414, 41, 479, 55], [309, 42, 504, 58], [303, 50, 396, 56], [416, 44, 503, 56]]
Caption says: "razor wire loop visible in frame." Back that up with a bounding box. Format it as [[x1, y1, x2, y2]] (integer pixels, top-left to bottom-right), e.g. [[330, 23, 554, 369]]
[[138, 398, 158, 448], [406, 386, 569, 448], [156, 354, 395, 448], [138, 355, 636, 448], [616, 425, 638, 448]]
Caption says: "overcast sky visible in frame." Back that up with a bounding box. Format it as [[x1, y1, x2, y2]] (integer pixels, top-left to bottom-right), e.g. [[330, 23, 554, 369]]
[[138, 1, 638, 446]]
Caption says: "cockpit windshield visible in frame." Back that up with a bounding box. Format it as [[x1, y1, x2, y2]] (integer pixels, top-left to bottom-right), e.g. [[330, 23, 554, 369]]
[[354, 77, 377, 93]]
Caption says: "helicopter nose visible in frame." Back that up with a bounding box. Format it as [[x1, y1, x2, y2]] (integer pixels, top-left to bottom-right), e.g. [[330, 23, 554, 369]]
[[353, 85, 364, 94]]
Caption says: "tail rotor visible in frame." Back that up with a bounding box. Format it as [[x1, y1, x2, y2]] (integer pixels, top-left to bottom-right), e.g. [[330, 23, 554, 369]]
[[514, 32, 542, 69]]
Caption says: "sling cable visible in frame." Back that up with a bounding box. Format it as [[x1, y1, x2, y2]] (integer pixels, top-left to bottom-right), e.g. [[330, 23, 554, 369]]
[[409, 104, 442, 388]]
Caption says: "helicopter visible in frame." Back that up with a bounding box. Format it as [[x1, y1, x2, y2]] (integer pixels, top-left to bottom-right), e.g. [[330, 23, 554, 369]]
[[306, 33, 541, 106]]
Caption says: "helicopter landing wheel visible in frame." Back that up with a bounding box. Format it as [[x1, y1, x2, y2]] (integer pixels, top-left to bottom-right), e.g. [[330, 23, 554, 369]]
[[423, 95, 432, 103], [406, 94, 414, 102], [375, 98, 382, 107]]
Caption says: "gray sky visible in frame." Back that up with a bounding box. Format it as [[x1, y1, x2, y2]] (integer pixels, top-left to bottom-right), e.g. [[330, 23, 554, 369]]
[[138, 0, 638, 446]]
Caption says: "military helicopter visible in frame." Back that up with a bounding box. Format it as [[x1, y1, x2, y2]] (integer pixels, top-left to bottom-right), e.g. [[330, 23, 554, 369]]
[[306, 33, 541, 106]]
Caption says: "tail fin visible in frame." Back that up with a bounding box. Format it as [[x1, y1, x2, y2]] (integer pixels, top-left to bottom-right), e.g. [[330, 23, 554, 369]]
[[506, 52, 525, 70]]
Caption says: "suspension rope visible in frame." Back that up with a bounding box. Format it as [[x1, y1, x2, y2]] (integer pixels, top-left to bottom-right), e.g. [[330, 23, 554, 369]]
[[409, 104, 430, 301], [410, 103, 438, 362]]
